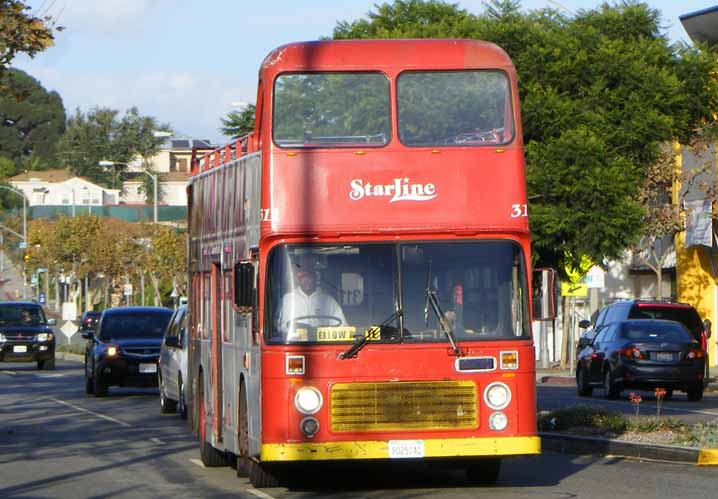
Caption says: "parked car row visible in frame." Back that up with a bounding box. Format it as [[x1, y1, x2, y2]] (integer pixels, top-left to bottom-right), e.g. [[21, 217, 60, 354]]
[[576, 299, 709, 401]]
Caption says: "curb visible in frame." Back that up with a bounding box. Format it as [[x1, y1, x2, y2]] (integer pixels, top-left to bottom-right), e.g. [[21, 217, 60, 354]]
[[56, 352, 83, 363], [540, 432, 718, 466]]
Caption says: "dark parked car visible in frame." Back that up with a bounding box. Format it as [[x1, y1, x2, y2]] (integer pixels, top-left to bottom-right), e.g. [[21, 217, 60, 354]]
[[84, 306, 173, 396], [159, 305, 188, 418], [578, 299, 710, 384], [0, 301, 57, 370], [576, 319, 706, 401]]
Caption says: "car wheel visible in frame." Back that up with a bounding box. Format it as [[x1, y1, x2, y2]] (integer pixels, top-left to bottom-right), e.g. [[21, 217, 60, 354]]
[[178, 377, 188, 420], [160, 376, 177, 414], [93, 375, 108, 397], [577, 368, 593, 397], [85, 374, 94, 395], [603, 368, 620, 399], [687, 384, 704, 402], [39, 358, 55, 370]]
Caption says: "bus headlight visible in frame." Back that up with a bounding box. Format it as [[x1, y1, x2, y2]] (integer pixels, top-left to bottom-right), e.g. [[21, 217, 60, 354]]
[[484, 382, 511, 410], [489, 411, 508, 431], [294, 386, 323, 415]]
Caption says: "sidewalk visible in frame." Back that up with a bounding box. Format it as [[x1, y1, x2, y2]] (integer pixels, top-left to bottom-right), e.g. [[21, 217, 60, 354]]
[[0, 249, 26, 301]]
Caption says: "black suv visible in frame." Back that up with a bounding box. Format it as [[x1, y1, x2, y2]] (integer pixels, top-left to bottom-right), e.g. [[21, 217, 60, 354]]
[[84, 306, 173, 396], [579, 299, 710, 384], [0, 301, 57, 370]]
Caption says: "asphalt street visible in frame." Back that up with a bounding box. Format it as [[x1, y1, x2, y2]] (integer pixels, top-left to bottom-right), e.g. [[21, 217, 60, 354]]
[[1, 360, 717, 499]]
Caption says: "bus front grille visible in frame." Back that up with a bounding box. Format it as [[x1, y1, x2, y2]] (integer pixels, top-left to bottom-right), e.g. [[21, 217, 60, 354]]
[[330, 380, 478, 432]]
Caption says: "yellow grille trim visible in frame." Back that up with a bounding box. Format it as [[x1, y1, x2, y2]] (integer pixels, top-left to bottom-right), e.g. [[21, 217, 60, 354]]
[[330, 380, 478, 432], [260, 436, 541, 461]]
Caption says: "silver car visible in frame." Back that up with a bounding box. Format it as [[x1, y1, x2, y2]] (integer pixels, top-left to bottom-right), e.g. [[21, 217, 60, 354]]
[[158, 306, 188, 418]]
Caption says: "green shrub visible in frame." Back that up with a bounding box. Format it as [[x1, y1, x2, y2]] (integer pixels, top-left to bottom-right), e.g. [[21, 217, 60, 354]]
[[538, 406, 628, 434], [629, 417, 685, 433], [675, 420, 718, 448]]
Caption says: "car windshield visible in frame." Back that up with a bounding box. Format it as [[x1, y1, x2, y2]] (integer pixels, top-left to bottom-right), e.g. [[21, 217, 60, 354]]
[[0, 305, 46, 326], [627, 305, 703, 337], [99, 311, 173, 340], [620, 322, 693, 343], [266, 241, 530, 344]]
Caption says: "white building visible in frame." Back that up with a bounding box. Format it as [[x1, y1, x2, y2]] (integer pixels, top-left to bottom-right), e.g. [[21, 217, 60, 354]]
[[9, 170, 119, 207]]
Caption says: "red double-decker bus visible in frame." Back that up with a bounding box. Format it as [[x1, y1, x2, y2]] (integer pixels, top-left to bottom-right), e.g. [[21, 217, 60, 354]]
[[187, 39, 539, 487]]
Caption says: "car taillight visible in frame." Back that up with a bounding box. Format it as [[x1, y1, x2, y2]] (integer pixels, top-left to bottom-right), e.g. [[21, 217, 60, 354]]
[[620, 346, 644, 359], [686, 349, 705, 359]]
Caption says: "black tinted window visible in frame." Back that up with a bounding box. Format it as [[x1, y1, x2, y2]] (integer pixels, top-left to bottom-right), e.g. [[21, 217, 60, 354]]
[[628, 306, 702, 336], [100, 311, 173, 340], [619, 322, 693, 343], [0, 305, 46, 326]]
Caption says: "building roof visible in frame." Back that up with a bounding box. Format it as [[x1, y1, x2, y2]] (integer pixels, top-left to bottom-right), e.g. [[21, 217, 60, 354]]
[[8, 169, 74, 183], [680, 6, 718, 45]]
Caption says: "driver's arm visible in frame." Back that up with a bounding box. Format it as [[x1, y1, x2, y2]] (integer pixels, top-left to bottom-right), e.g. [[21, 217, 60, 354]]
[[330, 296, 347, 326]]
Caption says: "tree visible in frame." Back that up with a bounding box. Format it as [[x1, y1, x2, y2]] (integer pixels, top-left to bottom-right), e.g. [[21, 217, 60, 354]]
[[0, 68, 66, 166], [0, 1, 57, 86], [333, 0, 713, 275], [56, 107, 171, 191], [220, 104, 256, 138]]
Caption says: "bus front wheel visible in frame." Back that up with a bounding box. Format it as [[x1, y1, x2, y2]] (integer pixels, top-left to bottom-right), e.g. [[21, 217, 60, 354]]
[[465, 458, 501, 485]]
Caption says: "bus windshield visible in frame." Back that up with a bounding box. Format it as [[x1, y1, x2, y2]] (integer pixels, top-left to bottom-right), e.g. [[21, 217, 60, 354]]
[[273, 72, 391, 148], [397, 70, 514, 147], [266, 241, 530, 344]]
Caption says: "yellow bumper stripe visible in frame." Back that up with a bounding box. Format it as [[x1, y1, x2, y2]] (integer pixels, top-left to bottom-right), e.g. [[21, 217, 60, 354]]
[[698, 448, 718, 465], [261, 436, 540, 462]]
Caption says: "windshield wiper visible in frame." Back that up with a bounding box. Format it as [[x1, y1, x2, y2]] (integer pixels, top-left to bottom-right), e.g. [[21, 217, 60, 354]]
[[339, 309, 403, 360], [424, 262, 461, 356]]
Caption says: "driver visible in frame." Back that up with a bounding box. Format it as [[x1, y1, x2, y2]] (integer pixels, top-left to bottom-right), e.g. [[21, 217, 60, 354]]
[[277, 253, 347, 340]]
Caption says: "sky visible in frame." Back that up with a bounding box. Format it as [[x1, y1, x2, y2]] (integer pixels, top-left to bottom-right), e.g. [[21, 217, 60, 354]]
[[12, 0, 716, 147]]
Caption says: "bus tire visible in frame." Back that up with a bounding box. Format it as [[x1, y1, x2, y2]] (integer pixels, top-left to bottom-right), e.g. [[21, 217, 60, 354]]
[[236, 381, 250, 478], [465, 458, 501, 485], [198, 372, 227, 467], [248, 459, 280, 488]]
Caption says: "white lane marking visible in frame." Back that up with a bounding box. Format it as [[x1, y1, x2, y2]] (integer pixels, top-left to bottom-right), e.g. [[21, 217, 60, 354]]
[[150, 437, 165, 445], [1, 371, 16, 375], [42, 374, 65, 378], [189, 458, 205, 468], [50, 398, 132, 427], [247, 488, 277, 499]]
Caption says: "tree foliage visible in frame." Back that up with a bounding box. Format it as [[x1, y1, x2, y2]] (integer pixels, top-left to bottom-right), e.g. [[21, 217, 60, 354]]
[[0, 68, 66, 167], [55, 107, 171, 189], [220, 104, 256, 138], [0, 0, 57, 84], [333, 0, 716, 274]]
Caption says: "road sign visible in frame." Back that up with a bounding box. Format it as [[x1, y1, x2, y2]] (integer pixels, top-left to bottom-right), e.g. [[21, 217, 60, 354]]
[[123, 284, 133, 296], [18, 241, 26, 249], [585, 266, 605, 289], [38, 292, 46, 304], [31, 276, 38, 285], [561, 282, 588, 297]]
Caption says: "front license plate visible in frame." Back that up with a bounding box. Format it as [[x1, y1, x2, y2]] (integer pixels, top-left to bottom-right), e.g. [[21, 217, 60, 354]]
[[13, 345, 28, 353], [656, 352, 673, 362], [139, 363, 157, 374], [388, 440, 425, 459]]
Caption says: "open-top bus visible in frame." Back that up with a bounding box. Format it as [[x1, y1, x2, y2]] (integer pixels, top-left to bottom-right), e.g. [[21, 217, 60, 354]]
[[187, 39, 539, 487]]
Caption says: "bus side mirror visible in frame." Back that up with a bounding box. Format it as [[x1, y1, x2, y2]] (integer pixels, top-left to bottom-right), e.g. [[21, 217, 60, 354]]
[[234, 261, 255, 313], [532, 268, 556, 321]]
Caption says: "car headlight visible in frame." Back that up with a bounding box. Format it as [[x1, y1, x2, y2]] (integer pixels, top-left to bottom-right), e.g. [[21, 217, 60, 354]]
[[106, 345, 119, 357], [484, 382, 511, 410], [36, 333, 53, 342], [294, 386, 323, 415]]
